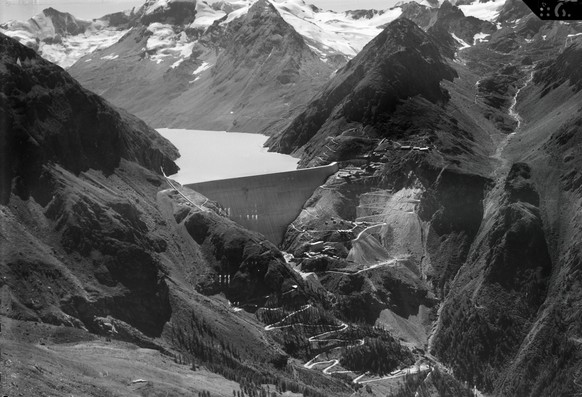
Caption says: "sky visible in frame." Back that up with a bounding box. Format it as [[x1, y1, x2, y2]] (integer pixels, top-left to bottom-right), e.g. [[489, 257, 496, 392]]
[[0, 0, 402, 23]]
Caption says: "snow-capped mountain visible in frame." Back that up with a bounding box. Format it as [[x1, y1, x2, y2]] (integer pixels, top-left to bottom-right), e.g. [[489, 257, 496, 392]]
[[5, 0, 580, 133], [137, 0, 404, 60], [0, 0, 411, 131], [0, 0, 520, 72], [0, 7, 132, 68], [62, 0, 518, 132], [0, 0, 405, 70], [65, 0, 346, 132]]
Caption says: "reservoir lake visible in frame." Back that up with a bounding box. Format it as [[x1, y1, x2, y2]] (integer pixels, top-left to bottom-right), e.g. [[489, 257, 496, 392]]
[[157, 128, 299, 185]]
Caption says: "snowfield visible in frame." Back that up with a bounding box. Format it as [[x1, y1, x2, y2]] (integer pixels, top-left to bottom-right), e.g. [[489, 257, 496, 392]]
[[146, 23, 195, 65], [215, 0, 403, 59], [1, 0, 502, 70], [0, 14, 129, 68], [135, 0, 405, 67], [272, 0, 402, 58], [458, 0, 506, 21]]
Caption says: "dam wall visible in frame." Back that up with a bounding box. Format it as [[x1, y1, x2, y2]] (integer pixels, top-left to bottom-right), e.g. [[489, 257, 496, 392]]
[[185, 163, 339, 245]]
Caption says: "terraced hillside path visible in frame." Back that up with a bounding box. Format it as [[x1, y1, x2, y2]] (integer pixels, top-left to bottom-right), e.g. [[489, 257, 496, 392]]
[[262, 304, 429, 384]]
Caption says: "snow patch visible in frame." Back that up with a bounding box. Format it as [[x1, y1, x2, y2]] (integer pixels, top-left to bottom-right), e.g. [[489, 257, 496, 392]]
[[192, 61, 212, 75], [272, 0, 402, 58], [222, 2, 252, 24], [146, 23, 195, 65], [190, 1, 227, 29], [101, 54, 119, 60], [171, 58, 184, 68], [458, 0, 505, 22], [452, 33, 471, 50], [473, 32, 491, 43]]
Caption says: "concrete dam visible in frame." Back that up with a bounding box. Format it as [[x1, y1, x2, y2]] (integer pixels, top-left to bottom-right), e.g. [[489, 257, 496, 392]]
[[185, 163, 339, 245]]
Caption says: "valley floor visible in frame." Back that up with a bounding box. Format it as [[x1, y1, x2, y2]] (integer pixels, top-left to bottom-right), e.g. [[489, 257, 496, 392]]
[[0, 317, 241, 397]]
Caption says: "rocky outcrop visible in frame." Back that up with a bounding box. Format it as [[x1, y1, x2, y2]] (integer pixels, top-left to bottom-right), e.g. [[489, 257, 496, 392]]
[[497, 0, 534, 24], [39, 7, 91, 36], [432, 169, 552, 390], [138, 0, 199, 26], [345, 9, 385, 20], [428, 1, 496, 45], [398, 1, 433, 29], [181, 208, 304, 305]]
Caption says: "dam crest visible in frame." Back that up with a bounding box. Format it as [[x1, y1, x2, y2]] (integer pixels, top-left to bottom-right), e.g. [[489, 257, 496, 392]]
[[185, 163, 339, 245]]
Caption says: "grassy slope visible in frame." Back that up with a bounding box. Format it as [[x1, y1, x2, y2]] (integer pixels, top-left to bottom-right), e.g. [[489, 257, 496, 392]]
[[1, 317, 241, 397]]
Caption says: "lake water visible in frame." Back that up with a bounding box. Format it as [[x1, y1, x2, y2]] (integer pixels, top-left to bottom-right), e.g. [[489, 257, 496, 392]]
[[157, 128, 299, 184]]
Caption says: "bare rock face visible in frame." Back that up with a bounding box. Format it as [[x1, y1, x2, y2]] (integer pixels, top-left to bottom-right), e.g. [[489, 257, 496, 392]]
[[182, 209, 304, 305], [430, 1, 496, 45], [432, 172, 552, 390], [139, 0, 199, 26], [40, 7, 91, 36]]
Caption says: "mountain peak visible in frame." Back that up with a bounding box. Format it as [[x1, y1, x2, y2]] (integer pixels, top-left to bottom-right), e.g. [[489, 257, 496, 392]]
[[139, 0, 199, 25], [267, 16, 457, 157]]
